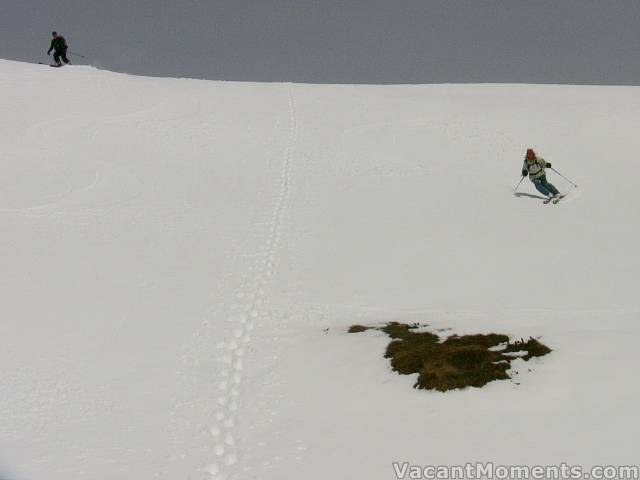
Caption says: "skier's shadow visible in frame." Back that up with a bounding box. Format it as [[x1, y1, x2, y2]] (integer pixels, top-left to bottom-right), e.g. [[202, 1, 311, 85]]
[[514, 192, 546, 200]]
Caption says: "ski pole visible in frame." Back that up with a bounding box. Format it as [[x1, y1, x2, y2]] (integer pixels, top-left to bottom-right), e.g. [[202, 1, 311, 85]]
[[550, 167, 578, 188], [513, 175, 525, 192], [68, 51, 85, 58]]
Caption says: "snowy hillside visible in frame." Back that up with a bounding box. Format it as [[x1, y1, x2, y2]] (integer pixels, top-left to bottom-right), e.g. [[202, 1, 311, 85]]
[[1, 59, 639, 480]]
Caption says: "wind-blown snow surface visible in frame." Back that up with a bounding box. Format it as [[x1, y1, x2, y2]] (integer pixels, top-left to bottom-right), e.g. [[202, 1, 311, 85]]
[[1, 59, 639, 480]]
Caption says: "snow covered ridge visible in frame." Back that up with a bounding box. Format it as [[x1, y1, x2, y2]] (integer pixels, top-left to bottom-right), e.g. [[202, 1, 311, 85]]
[[1, 59, 639, 479]]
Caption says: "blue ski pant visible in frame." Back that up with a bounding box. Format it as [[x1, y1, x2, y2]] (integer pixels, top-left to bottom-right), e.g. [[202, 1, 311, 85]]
[[532, 175, 559, 197]]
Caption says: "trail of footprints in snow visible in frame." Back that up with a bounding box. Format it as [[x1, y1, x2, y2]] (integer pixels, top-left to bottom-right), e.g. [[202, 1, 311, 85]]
[[206, 86, 296, 480]]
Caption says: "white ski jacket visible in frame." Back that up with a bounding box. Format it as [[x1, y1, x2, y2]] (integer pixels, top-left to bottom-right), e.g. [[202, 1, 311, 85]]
[[522, 156, 550, 181]]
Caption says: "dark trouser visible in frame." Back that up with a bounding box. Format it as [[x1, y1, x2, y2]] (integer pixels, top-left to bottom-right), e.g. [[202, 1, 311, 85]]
[[53, 49, 70, 65], [532, 174, 559, 197]]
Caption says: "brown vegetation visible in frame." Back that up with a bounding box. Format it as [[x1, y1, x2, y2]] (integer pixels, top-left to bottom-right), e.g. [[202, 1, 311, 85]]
[[349, 321, 551, 392]]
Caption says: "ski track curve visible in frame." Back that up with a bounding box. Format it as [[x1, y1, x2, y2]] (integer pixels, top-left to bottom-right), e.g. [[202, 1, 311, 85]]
[[204, 84, 297, 480], [0, 104, 161, 217]]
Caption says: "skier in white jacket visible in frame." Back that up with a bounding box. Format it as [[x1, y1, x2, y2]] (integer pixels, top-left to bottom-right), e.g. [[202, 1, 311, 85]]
[[521, 148, 561, 199]]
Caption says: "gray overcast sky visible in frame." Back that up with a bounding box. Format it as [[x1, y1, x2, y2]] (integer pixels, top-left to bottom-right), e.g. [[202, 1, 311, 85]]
[[2, 0, 640, 84]]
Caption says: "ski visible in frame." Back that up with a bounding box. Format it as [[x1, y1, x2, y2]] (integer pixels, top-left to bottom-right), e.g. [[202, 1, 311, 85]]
[[542, 194, 567, 205]]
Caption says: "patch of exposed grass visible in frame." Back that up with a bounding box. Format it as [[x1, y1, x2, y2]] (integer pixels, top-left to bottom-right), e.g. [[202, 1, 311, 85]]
[[503, 337, 552, 361], [347, 324, 372, 333], [349, 322, 551, 392]]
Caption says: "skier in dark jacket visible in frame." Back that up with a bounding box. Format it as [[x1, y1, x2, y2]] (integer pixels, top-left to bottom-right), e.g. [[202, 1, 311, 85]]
[[47, 31, 70, 66], [521, 148, 561, 200]]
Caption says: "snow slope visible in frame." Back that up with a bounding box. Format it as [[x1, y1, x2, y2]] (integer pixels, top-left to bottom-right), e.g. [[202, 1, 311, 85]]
[[1, 59, 639, 480]]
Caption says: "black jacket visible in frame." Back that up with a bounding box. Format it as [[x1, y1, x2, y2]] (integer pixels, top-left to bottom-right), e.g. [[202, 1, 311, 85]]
[[48, 36, 67, 54]]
